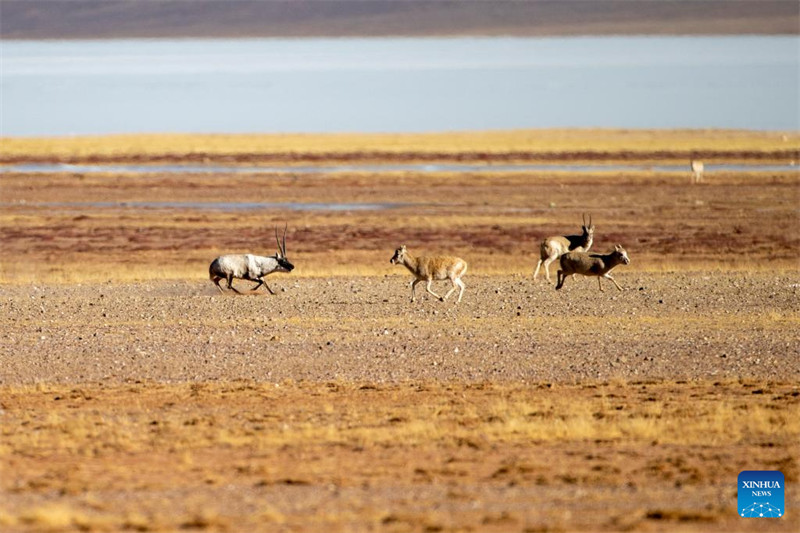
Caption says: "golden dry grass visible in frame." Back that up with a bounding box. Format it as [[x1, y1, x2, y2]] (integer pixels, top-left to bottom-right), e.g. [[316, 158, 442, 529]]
[[1, 380, 798, 532], [3, 381, 796, 451], [2, 129, 798, 162]]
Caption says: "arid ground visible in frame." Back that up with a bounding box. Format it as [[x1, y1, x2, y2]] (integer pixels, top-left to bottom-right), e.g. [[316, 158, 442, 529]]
[[1, 130, 798, 531]]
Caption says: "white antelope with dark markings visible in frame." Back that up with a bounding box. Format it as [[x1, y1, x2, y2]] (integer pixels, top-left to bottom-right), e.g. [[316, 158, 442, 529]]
[[555, 244, 631, 292], [390, 245, 468, 303], [533, 214, 594, 283], [209, 226, 294, 294]]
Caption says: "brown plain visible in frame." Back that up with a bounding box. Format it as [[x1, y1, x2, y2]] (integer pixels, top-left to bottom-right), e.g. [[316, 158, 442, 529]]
[[1, 130, 798, 532]]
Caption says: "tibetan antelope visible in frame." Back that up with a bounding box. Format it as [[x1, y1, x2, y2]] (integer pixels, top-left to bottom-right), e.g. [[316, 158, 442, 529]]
[[390, 245, 468, 303], [691, 160, 704, 184], [209, 226, 294, 294], [533, 214, 594, 283], [555, 244, 630, 292]]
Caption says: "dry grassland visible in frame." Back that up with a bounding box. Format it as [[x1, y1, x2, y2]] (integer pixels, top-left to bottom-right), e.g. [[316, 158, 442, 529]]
[[1, 168, 798, 282], [0, 129, 798, 531], [2, 129, 798, 164], [2, 130, 798, 282], [2, 381, 799, 532]]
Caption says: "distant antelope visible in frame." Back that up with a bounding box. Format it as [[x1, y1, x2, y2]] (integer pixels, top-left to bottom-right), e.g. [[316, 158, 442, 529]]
[[533, 214, 594, 283], [209, 226, 294, 294], [555, 244, 630, 292], [390, 245, 468, 303], [691, 160, 704, 184]]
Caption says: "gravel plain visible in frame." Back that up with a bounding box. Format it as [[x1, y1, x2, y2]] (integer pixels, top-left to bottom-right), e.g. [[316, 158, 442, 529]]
[[2, 272, 797, 386]]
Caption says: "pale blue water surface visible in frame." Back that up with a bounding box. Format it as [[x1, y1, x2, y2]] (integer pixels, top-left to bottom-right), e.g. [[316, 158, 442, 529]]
[[1, 37, 798, 136]]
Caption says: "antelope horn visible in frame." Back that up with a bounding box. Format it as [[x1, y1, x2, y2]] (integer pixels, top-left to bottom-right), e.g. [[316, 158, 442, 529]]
[[589, 214, 592, 226], [275, 226, 282, 254], [282, 223, 287, 256], [582, 213, 587, 226]]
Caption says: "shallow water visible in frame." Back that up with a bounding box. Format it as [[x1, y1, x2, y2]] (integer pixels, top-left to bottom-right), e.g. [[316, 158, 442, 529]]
[[3, 200, 410, 212], [2, 162, 797, 175]]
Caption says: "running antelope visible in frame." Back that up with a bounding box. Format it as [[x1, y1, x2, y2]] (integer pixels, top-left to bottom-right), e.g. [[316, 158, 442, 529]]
[[390, 245, 468, 303], [555, 244, 630, 292], [533, 214, 594, 283], [691, 160, 704, 184], [209, 226, 294, 294]]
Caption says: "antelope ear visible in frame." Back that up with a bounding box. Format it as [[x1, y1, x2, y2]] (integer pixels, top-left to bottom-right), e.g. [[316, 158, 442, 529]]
[[615, 244, 622, 251], [400, 244, 406, 251]]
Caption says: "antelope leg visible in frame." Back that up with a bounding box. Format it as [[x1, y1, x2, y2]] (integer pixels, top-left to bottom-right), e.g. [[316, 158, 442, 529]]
[[605, 274, 624, 291], [426, 280, 443, 301], [227, 275, 243, 294], [410, 279, 422, 302], [533, 260, 543, 279], [443, 279, 458, 301], [212, 277, 225, 293], [456, 278, 466, 303], [262, 281, 276, 295]]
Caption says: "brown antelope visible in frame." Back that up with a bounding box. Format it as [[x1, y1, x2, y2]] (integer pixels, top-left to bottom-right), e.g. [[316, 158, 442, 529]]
[[691, 160, 704, 184], [555, 244, 630, 292], [533, 214, 594, 283], [209, 226, 294, 294], [390, 245, 468, 303]]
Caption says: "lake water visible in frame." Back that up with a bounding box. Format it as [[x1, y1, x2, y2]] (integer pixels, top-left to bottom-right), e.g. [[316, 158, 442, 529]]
[[4, 201, 410, 212], [3, 162, 796, 175], [2, 37, 798, 136]]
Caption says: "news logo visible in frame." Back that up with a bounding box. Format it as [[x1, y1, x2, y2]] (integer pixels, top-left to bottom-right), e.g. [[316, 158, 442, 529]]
[[738, 471, 784, 518]]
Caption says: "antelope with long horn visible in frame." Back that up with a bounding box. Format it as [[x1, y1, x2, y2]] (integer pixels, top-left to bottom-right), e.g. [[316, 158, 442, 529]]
[[390, 245, 468, 303], [533, 214, 594, 284], [209, 225, 294, 294]]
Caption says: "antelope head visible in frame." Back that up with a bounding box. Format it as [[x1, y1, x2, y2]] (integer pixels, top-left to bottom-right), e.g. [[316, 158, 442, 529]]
[[274, 225, 295, 272], [390, 245, 407, 265], [582, 213, 595, 239], [613, 244, 631, 265]]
